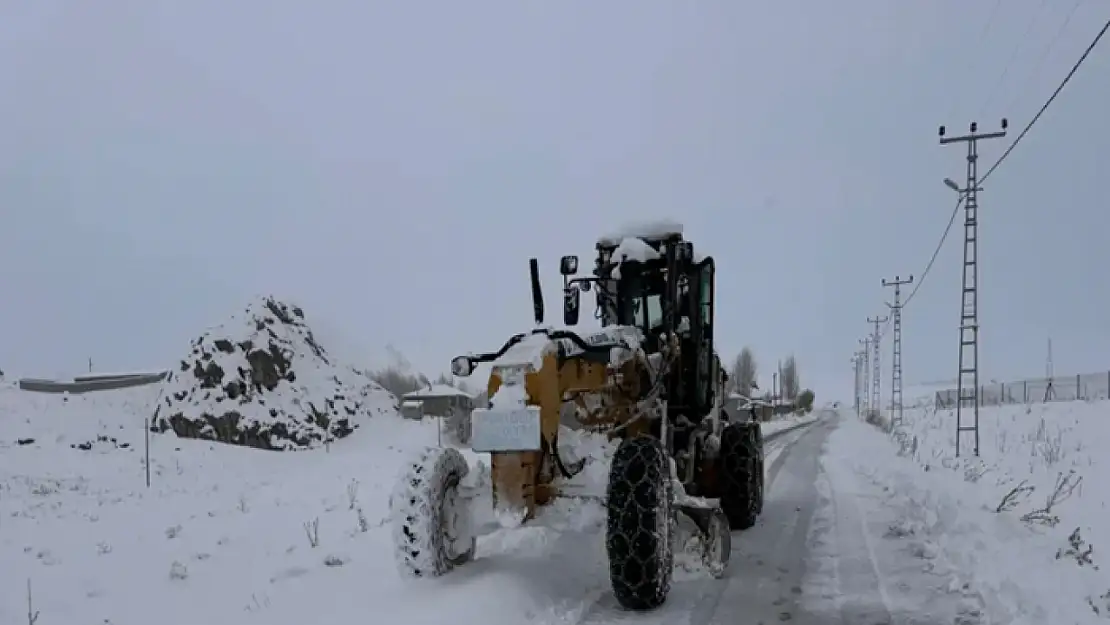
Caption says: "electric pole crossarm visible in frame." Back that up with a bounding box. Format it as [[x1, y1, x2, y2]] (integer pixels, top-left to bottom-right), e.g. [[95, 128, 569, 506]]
[[939, 130, 1007, 144]]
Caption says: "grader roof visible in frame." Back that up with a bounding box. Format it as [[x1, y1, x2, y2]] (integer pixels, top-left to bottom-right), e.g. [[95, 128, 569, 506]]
[[595, 220, 685, 250]]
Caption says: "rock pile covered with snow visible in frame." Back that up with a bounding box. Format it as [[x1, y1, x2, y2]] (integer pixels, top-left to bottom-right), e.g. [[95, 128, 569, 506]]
[[153, 296, 397, 450]]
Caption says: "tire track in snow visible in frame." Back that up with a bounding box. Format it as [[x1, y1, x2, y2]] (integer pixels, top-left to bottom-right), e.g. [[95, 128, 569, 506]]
[[697, 419, 833, 625], [818, 456, 899, 623], [572, 420, 825, 625]]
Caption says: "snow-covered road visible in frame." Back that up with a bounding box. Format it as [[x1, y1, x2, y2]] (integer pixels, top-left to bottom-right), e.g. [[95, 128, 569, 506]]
[[574, 421, 824, 624], [581, 415, 984, 625]]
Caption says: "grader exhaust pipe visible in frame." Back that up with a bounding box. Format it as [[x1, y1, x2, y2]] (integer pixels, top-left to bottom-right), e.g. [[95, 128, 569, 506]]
[[529, 257, 544, 326]]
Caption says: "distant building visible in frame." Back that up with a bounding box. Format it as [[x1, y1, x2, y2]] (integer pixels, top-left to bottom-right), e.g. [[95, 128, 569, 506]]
[[401, 384, 474, 417], [725, 393, 775, 422], [401, 384, 475, 444]]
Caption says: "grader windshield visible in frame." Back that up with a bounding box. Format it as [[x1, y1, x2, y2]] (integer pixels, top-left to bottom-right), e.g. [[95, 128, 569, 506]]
[[614, 269, 666, 332]]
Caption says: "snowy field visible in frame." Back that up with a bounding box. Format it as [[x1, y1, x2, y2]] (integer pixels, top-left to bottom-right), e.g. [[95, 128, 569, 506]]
[[853, 400, 1110, 622], [0, 385, 820, 625]]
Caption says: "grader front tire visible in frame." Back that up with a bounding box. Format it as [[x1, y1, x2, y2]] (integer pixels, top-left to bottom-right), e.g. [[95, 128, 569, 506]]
[[605, 435, 675, 611], [390, 446, 476, 578]]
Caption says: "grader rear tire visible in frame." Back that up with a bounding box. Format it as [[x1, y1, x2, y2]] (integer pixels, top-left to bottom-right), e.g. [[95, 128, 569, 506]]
[[606, 435, 675, 611], [718, 422, 762, 530], [390, 446, 476, 578]]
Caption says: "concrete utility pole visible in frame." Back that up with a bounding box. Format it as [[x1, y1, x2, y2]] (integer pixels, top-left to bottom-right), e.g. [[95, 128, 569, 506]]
[[867, 316, 888, 419], [859, 337, 872, 416], [882, 275, 914, 427], [940, 119, 1007, 457]]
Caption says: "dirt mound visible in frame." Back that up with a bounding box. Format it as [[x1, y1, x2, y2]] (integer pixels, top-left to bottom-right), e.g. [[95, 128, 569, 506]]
[[153, 297, 397, 450]]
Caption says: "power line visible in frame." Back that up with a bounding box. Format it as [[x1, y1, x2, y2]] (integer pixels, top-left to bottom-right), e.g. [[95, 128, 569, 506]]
[[897, 14, 1109, 311], [855, 13, 1108, 403], [901, 196, 963, 309], [942, 0, 1006, 124], [982, 16, 1110, 184], [979, 0, 1052, 117], [1002, 0, 1087, 115]]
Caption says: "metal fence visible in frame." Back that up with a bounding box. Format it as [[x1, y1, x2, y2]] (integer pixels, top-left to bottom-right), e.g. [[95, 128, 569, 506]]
[[934, 370, 1110, 409]]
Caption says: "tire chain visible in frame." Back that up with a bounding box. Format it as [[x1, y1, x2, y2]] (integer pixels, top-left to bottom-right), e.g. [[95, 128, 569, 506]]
[[719, 423, 760, 529], [606, 435, 675, 610], [390, 446, 472, 578]]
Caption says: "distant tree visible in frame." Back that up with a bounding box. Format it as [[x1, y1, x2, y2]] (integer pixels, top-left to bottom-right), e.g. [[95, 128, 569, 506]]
[[796, 389, 815, 413], [370, 345, 430, 398], [729, 347, 758, 398], [780, 355, 800, 401]]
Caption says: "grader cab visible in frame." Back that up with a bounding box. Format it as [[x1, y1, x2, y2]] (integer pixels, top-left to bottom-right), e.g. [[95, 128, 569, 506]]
[[389, 224, 765, 611]]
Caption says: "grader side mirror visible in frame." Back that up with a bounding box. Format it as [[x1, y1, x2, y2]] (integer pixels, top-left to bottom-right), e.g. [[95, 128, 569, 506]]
[[450, 355, 475, 378], [560, 255, 579, 275], [563, 286, 581, 326]]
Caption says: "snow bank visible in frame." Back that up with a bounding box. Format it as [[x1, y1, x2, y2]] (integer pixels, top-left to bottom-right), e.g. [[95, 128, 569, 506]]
[[153, 296, 397, 451], [0, 385, 163, 451], [0, 407, 462, 625], [872, 402, 1110, 621], [761, 411, 824, 437]]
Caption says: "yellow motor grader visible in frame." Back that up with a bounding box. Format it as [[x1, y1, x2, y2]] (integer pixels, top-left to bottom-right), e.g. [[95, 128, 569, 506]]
[[389, 225, 765, 611]]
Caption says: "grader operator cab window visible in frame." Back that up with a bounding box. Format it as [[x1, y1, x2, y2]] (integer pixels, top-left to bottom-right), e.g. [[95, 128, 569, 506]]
[[699, 262, 713, 327], [632, 294, 664, 330]]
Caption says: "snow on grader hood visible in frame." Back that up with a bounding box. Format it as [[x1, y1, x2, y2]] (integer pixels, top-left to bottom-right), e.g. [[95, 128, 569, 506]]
[[390, 232, 766, 612]]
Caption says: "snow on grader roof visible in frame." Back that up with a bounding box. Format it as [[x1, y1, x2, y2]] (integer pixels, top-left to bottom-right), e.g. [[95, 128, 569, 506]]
[[596, 219, 685, 247], [390, 228, 764, 614]]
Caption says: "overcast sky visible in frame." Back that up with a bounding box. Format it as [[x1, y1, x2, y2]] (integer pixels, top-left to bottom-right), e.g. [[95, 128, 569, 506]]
[[1, 1, 1107, 402]]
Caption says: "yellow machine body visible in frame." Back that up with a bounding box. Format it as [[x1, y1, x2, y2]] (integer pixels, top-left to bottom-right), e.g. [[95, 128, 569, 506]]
[[483, 345, 653, 520]]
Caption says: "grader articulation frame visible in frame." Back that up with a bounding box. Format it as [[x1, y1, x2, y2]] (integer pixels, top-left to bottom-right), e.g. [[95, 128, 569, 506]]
[[389, 225, 765, 611]]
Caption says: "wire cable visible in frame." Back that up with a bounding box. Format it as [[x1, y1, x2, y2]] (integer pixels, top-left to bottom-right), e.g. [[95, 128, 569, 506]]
[[1002, 0, 1086, 115], [979, 0, 1052, 117], [893, 14, 1109, 320], [942, 0, 1005, 124], [982, 16, 1110, 184]]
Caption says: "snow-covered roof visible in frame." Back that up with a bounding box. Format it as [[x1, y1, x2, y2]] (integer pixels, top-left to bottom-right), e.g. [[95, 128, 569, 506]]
[[610, 236, 662, 279], [402, 384, 472, 399], [612, 237, 661, 263], [74, 370, 168, 382], [597, 219, 684, 247], [401, 400, 424, 408]]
